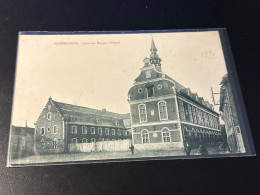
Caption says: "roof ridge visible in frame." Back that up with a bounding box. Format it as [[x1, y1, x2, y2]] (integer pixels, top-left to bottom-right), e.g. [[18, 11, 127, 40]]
[[52, 100, 130, 118]]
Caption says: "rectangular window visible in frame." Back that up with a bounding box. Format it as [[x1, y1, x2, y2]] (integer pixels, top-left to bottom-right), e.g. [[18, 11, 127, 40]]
[[179, 100, 186, 121], [192, 107, 197, 124], [188, 105, 193, 123], [71, 138, 77, 144], [53, 139, 57, 149], [138, 104, 147, 122], [158, 101, 168, 120], [117, 129, 121, 135], [105, 128, 109, 135], [98, 128, 102, 135], [146, 86, 154, 97], [82, 126, 87, 134], [71, 126, 77, 134], [142, 133, 149, 144], [91, 127, 95, 134], [112, 129, 115, 135]]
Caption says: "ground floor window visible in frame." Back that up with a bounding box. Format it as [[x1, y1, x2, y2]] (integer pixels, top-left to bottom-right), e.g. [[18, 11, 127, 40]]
[[141, 130, 149, 144], [71, 138, 77, 144], [53, 138, 58, 149], [98, 128, 102, 135], [82, 138, 87, 143], [105, 128, 109, 135], [162, 128, 170, 142], [112, 129, 115, 135], [90, 127, 95, 134], [91, 138, 96, 142]]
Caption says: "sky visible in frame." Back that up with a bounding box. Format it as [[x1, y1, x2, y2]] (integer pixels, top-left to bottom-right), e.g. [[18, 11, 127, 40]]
[[11, 31, 227, 127]]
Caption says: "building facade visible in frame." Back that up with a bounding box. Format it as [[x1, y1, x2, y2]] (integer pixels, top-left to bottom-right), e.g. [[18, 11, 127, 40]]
[[9, 125, 35, 159], [219, 74, 245, 153], [34, 98, 131, 154], [128, 39, 222, 150]]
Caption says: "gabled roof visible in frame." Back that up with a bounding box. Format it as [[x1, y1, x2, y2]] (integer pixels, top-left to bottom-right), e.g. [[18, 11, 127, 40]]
[[51, 99, 130, 129]]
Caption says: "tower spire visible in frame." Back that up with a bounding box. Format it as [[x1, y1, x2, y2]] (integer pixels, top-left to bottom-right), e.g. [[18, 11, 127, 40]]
[[149, 38, 162, 71], [150, 38, 158, 53]]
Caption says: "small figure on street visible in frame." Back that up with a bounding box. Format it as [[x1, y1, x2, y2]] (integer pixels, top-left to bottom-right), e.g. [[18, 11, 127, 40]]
[[198, 143, 208, 155], [185, 141, 191, 155], [129, 144, 134, 155]]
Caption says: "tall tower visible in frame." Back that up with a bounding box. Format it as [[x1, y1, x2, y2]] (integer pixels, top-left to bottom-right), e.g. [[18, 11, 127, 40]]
[[128, 39, 184, 150]]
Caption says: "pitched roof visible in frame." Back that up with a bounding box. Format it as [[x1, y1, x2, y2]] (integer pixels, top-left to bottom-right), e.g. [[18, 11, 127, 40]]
[[11, 125, 34, 136], [52, 100, 130, 129]]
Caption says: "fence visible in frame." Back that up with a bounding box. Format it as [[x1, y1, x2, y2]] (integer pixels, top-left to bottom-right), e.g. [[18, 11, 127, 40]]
[[68, 139, 132, 153]]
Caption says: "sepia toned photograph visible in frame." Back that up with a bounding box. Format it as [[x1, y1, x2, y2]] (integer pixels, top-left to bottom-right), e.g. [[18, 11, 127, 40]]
[[7, 30, 253, 166]]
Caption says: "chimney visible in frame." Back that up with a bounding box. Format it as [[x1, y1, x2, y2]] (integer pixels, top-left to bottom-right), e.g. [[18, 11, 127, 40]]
[[102, 108, 106, 112]]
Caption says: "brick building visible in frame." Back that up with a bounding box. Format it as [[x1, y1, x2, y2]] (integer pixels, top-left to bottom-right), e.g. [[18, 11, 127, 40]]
[[34, 98, 131, 154], [128, 39, 222, 150], [219, 74, 245, 153]]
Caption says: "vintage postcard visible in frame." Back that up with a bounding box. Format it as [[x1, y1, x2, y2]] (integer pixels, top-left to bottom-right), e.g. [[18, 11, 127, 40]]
[[7, 29, 255, 166]]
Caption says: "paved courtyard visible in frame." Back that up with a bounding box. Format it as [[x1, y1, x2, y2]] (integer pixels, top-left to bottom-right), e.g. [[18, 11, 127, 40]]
[[9, 147, 230, 165]]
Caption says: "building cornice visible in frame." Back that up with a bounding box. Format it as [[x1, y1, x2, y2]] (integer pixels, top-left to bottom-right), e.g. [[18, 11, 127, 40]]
[[181, 121, 221, 131], [129, 94, 176, 105], [132, 120, 180, 127]]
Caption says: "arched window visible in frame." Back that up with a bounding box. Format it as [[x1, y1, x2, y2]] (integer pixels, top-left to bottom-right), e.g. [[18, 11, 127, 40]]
[[53, 125, 57, 134], [47, 112, 51, 120], [53, 138, 57, 149], [138, 104, 147, 122], [41, 127, 45, 135], [82, 138, 87, 143], [91, 138, 96, 142], [158, 101, 168, 120], [141, 130, 149, 144], [162, 128, 171, 142]]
